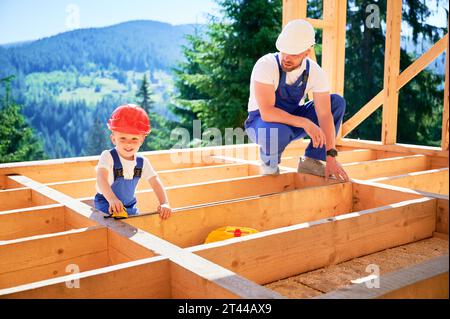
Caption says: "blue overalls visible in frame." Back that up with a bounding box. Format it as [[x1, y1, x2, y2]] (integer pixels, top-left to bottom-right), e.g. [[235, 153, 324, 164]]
[[94, 148, 143, 216], [244, 54, 346, 168]]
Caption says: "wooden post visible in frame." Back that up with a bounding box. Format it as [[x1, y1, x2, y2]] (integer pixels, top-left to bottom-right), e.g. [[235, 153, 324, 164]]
[[382, 0, 402, 145], [442, 16, 449, 151], [322, 0, 347, 96], [322, 0, 347, 141], [282, 0, 307, 26]]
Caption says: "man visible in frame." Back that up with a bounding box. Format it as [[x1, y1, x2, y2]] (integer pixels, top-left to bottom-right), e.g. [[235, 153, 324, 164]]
[[244, 19, 349, 182]]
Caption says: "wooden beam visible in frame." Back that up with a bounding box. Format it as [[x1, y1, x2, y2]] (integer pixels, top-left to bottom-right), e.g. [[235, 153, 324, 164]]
[[437, 198, 449, 234], [370, 168, 449, 195], [0, 187, 57, 211], [315, 255, 448, 299], [136, 173, 297, 212], [343, 155, 429, 180], [280, 149, 377, 168], [0, 256, 172, 298], [0, 144, 260, 186], [0, 204, 65, 240], [7, 175, 281, 299], [381, 0, 402, 144], [189, 197, 436, 285], [282, 0, 307, 27], [398, 34, 448, 90], [124, 182, 353, 248], [338, 138, 449, 157], [442, 24, 449, 150], [342, 35, 448, 139], [322, 0, 347, 96], [351, 181, 423, 212], [342, 92, 383, 137], [0, 227, 108, 288]]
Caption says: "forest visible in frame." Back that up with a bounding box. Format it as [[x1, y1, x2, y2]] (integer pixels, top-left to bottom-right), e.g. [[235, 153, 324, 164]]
[[0, 0, 448, 163]]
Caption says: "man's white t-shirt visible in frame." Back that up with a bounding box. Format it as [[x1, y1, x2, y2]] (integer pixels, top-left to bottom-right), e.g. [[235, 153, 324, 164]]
[[248, 53, 330, 112], [95, 149, 157, 194]]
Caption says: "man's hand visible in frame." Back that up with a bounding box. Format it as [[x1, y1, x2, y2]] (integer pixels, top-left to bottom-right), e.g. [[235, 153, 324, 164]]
[[108, 197, 124, 214], [304, 120, 326, 149], [325, 157, 349, 182], [158, 203, 172, 220]]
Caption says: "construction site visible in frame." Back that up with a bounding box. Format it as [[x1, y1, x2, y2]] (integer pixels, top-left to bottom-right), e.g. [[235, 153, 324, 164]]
[[0, 0, 448, 299]]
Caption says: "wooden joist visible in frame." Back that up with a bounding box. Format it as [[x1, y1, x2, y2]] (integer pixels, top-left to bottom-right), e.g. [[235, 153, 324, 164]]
[[189, 197, 436, 285]]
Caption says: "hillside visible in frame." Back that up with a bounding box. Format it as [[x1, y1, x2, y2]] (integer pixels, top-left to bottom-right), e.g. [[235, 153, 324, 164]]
[[0, 20, 198, 76], [0, 20, 200, 159]]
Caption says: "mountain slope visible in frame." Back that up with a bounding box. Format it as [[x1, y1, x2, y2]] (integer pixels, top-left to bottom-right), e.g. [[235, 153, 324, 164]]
[[1, 20, 198, 76]]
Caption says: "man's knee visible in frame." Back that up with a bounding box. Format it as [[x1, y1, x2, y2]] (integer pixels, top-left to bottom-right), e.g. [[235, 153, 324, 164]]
[[331, 94, 346, 117]]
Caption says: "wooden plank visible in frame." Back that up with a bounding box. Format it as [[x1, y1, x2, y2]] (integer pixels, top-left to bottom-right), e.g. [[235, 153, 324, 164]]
[[343, 155, 429, 180], [170, 263, 240, 299], [443, 23, 449, 150], [338, 138, 449, 157], [351, 181, 423, 212], [107, 229, 156, 260], [433, 232, 449, 241], [124, 182, 353, 248], [0, 251, 109, 290], [130, 173, 297, 213], [189, 197, 436, 285], [436, 199, 449, 234], [282, 0, 307, 26], [398, 34, 448, 90], [40, 163, 251, 199], [0, 188, 31, 211], [280, 149, 377, 168], [342, 92, 384, 137], [370, 168, 449, 195], [0, 144, 259, 186], [0, 227, 107, 274], [64, 207, 98, 230], [315, 255, 448, 299], [0, 205, 65, 240], [382, 0, 402, 144], [158, 163, 251, 187], [7, 175, 281, 299], [342, 34, 448, 139], [322, 0, 347, 96], [0, 257, 172, 298]]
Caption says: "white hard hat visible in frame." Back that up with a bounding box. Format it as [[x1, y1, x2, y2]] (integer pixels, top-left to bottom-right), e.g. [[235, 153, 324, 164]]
[[276, 19, 316, 55]]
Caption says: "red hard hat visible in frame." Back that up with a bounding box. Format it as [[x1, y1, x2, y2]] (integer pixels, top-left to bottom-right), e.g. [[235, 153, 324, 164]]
[[107, 104, 151, 135]]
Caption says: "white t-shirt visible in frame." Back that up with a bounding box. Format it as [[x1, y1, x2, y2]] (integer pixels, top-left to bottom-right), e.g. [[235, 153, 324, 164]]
[[95, 149, 157, 194], [248, 53, 330, 111]]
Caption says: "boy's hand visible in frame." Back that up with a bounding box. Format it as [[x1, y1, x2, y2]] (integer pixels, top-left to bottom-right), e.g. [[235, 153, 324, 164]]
[[108, 197, 124, 215], [158, 203, 172, 220]]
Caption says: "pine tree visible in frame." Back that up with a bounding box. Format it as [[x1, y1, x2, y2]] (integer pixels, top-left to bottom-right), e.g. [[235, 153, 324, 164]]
[[84, 118, 110, 156], [173, 0, 282, 131], [136, 74, 154, 114], [0, 76, 46, 163]]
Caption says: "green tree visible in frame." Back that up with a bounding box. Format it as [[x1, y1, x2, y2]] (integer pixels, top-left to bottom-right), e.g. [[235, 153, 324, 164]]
[[136, 74, 154, 114], [0, 76, 46, 163], [173, 0, 282, 132], [84, 118, 110, 156]]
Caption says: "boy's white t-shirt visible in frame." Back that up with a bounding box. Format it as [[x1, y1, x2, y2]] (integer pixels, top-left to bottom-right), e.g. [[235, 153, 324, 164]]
[[95, 149, 157, 194], [248, 53, 330, 111]]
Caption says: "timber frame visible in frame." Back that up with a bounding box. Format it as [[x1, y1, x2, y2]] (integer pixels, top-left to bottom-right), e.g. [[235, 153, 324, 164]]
[[0, 0, 448, 298]]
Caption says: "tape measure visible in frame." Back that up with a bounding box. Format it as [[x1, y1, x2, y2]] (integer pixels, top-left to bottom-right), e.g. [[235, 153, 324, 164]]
[[204, 226, 258, 244]]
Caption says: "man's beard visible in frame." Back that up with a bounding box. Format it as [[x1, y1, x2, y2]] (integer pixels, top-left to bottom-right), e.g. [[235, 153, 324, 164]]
[[281, 60, 301, 72]]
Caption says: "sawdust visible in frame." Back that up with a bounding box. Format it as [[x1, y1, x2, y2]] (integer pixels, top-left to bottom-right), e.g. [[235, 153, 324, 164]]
[[264, 237, 448, 298]]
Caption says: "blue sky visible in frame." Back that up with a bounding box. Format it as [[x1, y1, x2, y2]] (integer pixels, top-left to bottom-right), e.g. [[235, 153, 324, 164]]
[[0, 0, 448, 45], [0, 0, 220, 44]]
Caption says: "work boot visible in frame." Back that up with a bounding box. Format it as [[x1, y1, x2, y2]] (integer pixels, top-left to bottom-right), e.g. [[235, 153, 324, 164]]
[[297, 156, 326, 177], [260, 162, 280, 176]]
